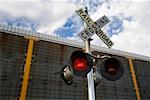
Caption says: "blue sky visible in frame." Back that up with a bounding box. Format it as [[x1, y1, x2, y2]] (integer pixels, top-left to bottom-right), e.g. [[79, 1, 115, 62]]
[[0, 0, 149, 56]]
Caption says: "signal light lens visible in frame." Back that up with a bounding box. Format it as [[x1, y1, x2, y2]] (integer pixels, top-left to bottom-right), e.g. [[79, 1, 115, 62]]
[[100, 58, 124, 81], [71, 50, 93, 77], [73, 58, 87, 71], [105, 64, 118, 75]]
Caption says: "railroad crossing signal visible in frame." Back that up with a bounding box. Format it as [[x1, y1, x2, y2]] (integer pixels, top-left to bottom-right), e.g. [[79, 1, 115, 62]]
[[60, 8, 124, 100], [76, 8, 114, 48], [61, 8, 119, 84]]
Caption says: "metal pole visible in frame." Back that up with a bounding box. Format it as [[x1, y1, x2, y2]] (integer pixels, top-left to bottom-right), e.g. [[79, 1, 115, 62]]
[[84, 7, 95, 100]]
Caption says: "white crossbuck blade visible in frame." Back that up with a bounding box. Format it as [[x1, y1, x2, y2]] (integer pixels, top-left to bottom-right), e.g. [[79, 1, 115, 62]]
[[76, 8, 114, 48]]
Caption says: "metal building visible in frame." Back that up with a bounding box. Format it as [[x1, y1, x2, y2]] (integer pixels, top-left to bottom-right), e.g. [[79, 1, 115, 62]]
[[0, 24, 150, 100]]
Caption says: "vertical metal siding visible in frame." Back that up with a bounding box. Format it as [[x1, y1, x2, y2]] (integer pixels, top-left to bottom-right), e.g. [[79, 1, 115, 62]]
[[133, 60, 150, 99], [0, 32, 150, 100], [0, 33, 27, 100]]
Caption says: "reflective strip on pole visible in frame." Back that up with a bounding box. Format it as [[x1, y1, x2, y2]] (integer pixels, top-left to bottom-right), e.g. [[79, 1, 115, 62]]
[[20, 39, 34, 100], [128, 58, 141, 100]]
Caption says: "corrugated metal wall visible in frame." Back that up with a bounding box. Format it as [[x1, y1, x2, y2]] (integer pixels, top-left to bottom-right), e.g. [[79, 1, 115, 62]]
[[133, 60, 150, 99], [26, 40, 86, 100], [0, 33, 27, 100], [0, 32, 150, 100]]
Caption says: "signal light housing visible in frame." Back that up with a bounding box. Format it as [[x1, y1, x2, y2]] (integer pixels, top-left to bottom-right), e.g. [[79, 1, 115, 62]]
[[60, 66, 73, 85], [71, 50, 93, 77], [100, 58, 124, 81]]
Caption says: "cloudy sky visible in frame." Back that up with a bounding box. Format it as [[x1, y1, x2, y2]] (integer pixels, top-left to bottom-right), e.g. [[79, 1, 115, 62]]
[[0, 0, 150, 57]]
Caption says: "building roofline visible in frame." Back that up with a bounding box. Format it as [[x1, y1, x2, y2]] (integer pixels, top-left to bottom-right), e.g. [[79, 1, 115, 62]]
[[0, 24, 149, 61]]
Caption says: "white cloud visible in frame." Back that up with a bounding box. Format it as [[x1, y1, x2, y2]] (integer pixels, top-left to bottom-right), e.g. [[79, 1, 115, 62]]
[[90, 0, 150, 56], [0, 0, 77, 35], [0, 0, 149, 57]]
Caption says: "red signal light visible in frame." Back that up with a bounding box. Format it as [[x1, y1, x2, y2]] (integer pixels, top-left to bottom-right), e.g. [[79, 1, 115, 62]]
[[71, 50, 93, 77], [73, 58, 87, 71]]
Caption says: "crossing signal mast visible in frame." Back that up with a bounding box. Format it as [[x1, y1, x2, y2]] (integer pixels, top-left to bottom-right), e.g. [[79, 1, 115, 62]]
[[60, 7, 124, 100]]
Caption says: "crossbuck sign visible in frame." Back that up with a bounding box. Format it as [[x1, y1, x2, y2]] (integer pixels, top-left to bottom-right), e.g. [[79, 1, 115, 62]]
[[76, 8, 114, 48]]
